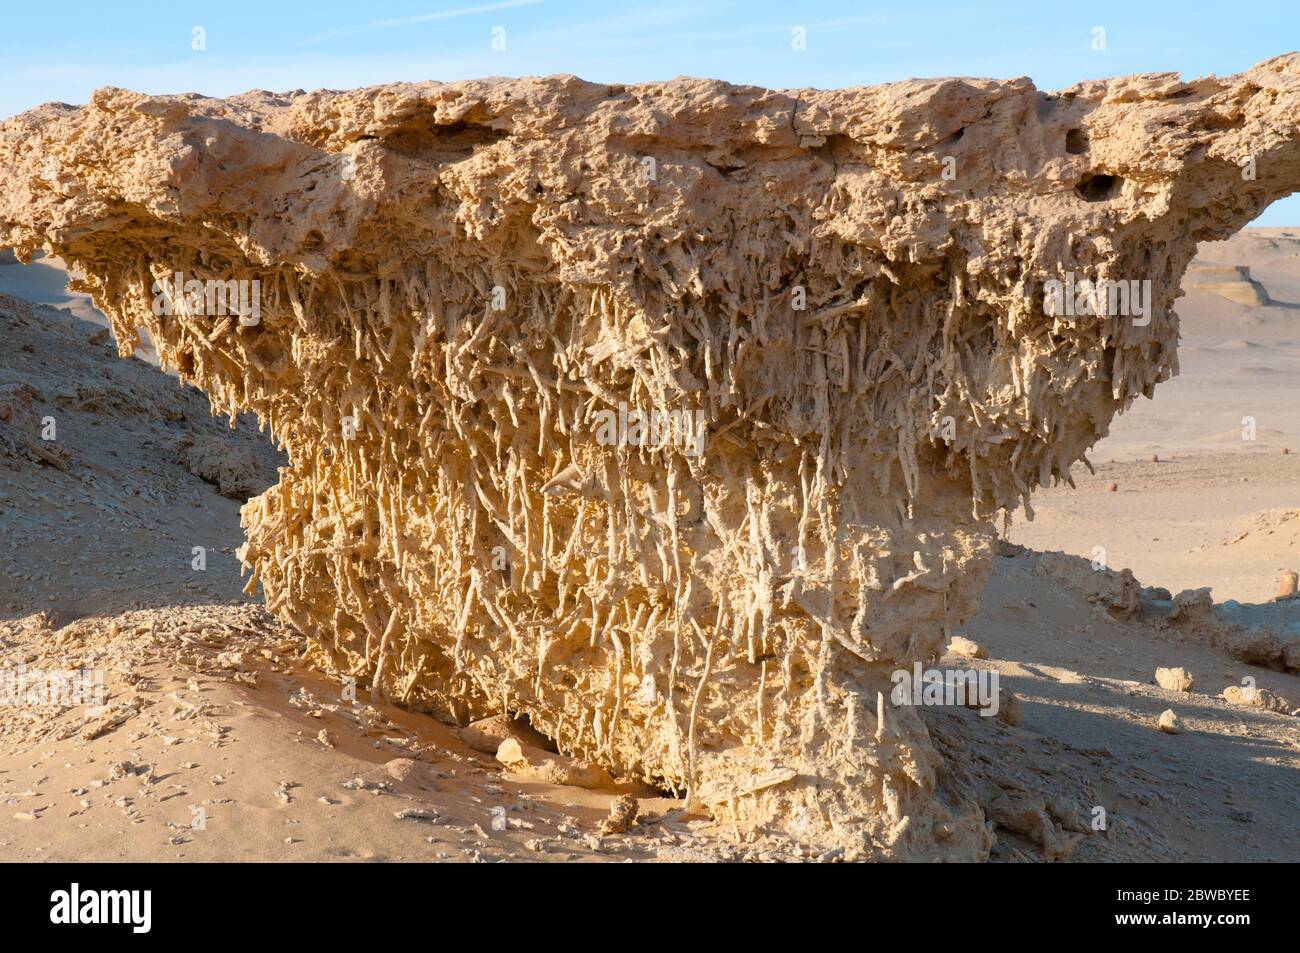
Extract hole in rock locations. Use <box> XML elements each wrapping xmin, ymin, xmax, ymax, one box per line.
<box><xmin>939</xmin><ymin>127</ymin><xmax>965</xmax><ymax>148</ymax></box>
<box><xmin>1074</xmin><ymin>172</ymin><xmax>1121</xmax><ymax>202</ymax></box>
<box><xmin>816</xmin><ymin>133</ymin><xmax>855</xmax><ymax>161</ymax></box>
<box><xmin>383</xmin><ymin>117</ymin><xmax>509</xmax><ymax>163</ymax></box>
<box><xmin>1065</xmin><ymin>128</ymin><xmax>1089</xmax><ymax>154</ymax></box>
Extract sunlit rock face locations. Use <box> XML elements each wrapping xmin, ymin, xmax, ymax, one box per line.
<box><xmin>3</xmin><ymin>55</ymin><xmax>1299</xmax><ymax>859</ymax></box>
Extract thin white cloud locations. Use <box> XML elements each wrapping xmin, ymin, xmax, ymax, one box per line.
<box><xmin>304</xmin><ymin>0</ymin><xmax>546</xmax><ymax>44</ymax></box>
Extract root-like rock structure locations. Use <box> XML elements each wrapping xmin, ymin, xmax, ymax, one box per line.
<box><xmin>4</xmin><ymin>57</ymin><xmax>1300</xmax><ymax>859</ymax></box>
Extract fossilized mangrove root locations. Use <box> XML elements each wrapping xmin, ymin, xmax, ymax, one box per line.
<box><xmin>3</xmin><ymin>56</ymin><xmax>1300</xmax><ymax>858</ymax></box>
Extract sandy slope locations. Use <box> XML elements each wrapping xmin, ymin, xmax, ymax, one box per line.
<box><xmin>0</xmin><ymin>246</ymin><xmax>1296</xmax><ymax>862</ymax></box>
<box><xmin>0</xmin><ymin>605</ymin><xmax>723</xmax><ymax>863</ymax></box>
<box><xmin>952</xmin><ymin>548</ymin><xmax>1298</xmax><ymax>862</ymax></box>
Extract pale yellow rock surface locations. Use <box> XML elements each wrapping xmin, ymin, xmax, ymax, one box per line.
<box><xmin>3</xmin><ymin>292</ymin><xmax>1298</xmax><ymax>863</ymax></box>
<box><xmin>4</xmin><ymin>57</ymin><xmax>1300</xmax><ymax>859</ymax></box>
<box><xmin>1154</xmin><ymin>666</ymin><xmax>1195</xmax><ymax>693</ymax></box>
<box><xmin>459</xmin><ymin>714</ymin><xmax>554</xmax><ymax>754</ymax></box>
<box><xmin>1222</xmin><ymin>684</ymin><xmax>1294</xmax><ymax>713</ymax></box>
<box><xmin>948</xmin><ymin>635</ymin><xmax>987</xmax><ymax>659</ymax></box>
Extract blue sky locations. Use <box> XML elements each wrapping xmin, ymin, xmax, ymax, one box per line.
<box><xmin>2</xmin><ymin>0</ymin><xmax>1297</xmax><ymax>222</ymax></box>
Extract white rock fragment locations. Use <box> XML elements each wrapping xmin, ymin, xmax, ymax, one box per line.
<box><xmin>947</xmin><ymin>635</ymin><xmax>987</xmax><ymax>660</ymax></box>
<box><xmin>394</xmin><ymin>808</ymin><xmax>443</xmax><ymax>823</ymax></box>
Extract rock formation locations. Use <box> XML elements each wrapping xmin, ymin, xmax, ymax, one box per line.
<box><xmin>1184</xmin><ymin>264</ymin><xmax>1271</xmax><ymax>305</ymax></box>
<box><xmin>3</xmin><ymin>55</ymin><xmax>1300</xmax><ymax>859</ymax></box>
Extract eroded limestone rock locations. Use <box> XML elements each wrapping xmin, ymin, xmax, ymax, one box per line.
<box><xmin>4</xmin><ymin>56</ymin><xmax>1300</xmax><ymax>859</ymax></box>
<box><xmin>177</xmin><ymin>432</ymin><xmax>272</xmax><ymax>500</ymax></box>
<box><xmin>1155</xmin><ymin>666</ymin><xmax>1195</xmax><ymax>693</ymax></box>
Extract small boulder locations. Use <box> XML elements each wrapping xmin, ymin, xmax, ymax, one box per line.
<box><xmin>214</xmin><ymin>650</ymin><xmax>247</xmax><ymax>671</ymax></box>
<box><xmin>1222</xmin><ymin>685</ymin><xmax>1293</xmax><ymax>714</ymax></box>
<box><xmin>495</xmin><ymin>738</ymin><xmax>614</xmax><ymax>789</ymax></box>
<box><xmin>996</xmin><ymin>691</ymin><xmax>1023</xmax><ymax>726</ymax></box>
<box><xmin>1154</xmin><ymin>667</ymin><xmax>1195</xmax><ymax>693</ymax></box>
<box><xmin>385</xmin><ymin>758</ymin><xmax>438</xmax><ymax>790</ymax></box>
<box><xmin>1156</xmin><ymin>709</ymin><xmax>1182</xmax><ymax>733</ymax></box>
<box><xmin>394</xmin><ymin>808</ymin><xmax>442</xmax><ymax>823</ymax></box>
<box><xmin>948</xmin><ymin>635</ymin><xmax>987</xmax><ymax>660</ymax></box>
<box><xmin>600</xmin><ymin>794</ymin><xmax>640</xmax><ymax>835</ymax></box>
<box><xmin>1168</xmin><ymin>587</ymin><xmax>1216</xmax><ymax>623</ymax></box>
<box><xmin>460</xmin><ymin>714</ymin><xmax>554</xmax><ymax>754</ymax></box>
